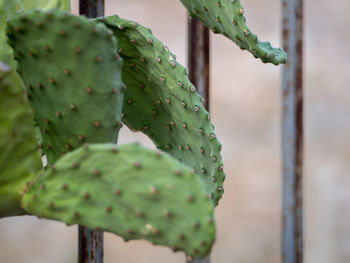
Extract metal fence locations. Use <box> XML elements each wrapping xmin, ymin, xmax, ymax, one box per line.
<box><xmin>78</xmin><ymin>0</ymin><xmax>303</xmax><ymax>262</ymax></box>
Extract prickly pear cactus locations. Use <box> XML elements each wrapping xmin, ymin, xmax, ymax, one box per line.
<box><xmin>180</xmin><ymin>0</ymin><xmax>287</xmax><ymax>65</ymax></box>
<box><xmin>99</xmin><ymin>15</ymin><xmax>225</xmax><ymax>206</ymax></box>
<box><xmin>22</xmin><ymin>143</ymin><xmax>215</xmax><ymax>258</ymax></box>
<box><xmin>6</xmin><ymin>10</ymin><xmax>124</xmax><ymax>164</ymax></box>
<box><xmin>0</xmin><ymin>62</ymin><xmax>41</xmax><ymax>217</ymax></box>
<box><xmin>0</xmin><ymin>0</ymin><xmax>70</xmax><ymax>67</ymax></box>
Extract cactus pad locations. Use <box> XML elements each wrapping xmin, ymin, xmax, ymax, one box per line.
<box><xmin>7</xmin><ymin>10</ymin><xmax>124</xmax><ymax>164</ymax></box>
<box><xmin>99</xmin><ymin>16</ymin><xmax>225</xmax><ymax>206</ymax></box>
<box><xmin>0</xmin><ymin>0</ymin><xmax>70</xmax><ymax>67</ymax></box>
<box><xmin>0</xmin><ymin>62</ymin><xmax>41</xmax><ymax>217</ymax></box>
<box><xmin>179</xmin><ymin>0</ymin><xmax>287</xmax><ymax>65</ymax></box>
<box><xmin>22</xmin><ymin>143</ymin><xmax>215</xmax><ymax>258</ymax></box>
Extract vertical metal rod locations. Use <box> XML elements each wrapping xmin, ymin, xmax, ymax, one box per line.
<box><xmin>79</xmin><ymin>0</ymin><xmax>104</xmax><ymax>18</ymax></box>
<box><xmin>187</xmin><ymin>17</ymin><xmax>210</xmax><ymax>111</ymax></box>
<box><xmin>78</xmin><ymin>1</ymin><xmax>104</xmax><ymax>263</ymax></box>
<box><xmin>281</xmin><ymin>0</ymin><xmax>303</xmax><ymax>262</ymax></box>
<box><xmin>186</xmin><ymin>17</ymin><xmax>210</xmax><ymax>263</ymax></box>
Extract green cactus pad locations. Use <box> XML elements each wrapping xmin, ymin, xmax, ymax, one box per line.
<box><xmin>7</xmin><ymin>10</ymin><xmax>124</xmax><ymax>164</ymax></box>
<box><xmin>99</xmin><ymin>16</ymin><xmax>225</xmax><ymax>206</ymax></box>
<box><xmin>22</xmin><ymin>143</ymin><xmax>215</xmax><ymax>258</ymax></box>
<box><xmin>0</xmin><ymin>62</ymin><xmax>41</xmax><ymax>218</ymax></box>
<box><xmin>0</xmin><ymin>0</ymin><xmax>70</xmax><ymax>67</ymax></box>
<box><xmin>179</xmin><ymin>0</ymin><xmax>287</xmax><ymax>65</ymax></box>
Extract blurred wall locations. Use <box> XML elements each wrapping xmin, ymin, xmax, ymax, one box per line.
<box><xmin>1</xmin><ymin>0</ymin><xmax>349</xmax><ymax>262</ymax></box>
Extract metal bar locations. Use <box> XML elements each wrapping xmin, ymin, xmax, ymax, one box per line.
<box><xmin>186</xmin><ymin>17</ymin><xmax>210</xmax><ymax>263</ymax></box>
<box><xmin>187</xmin><ymin>17</ymin><xmax>210</xmax><ymax>111</ymax></box>
<box><xmin>79</xmin><ymin>0</ymin><xmax>104</xmax><ymax>18</ymax></box>
<box><xmin>78</xmin><ymin>227</ymin><xmax>104</xmax><ymax>263</ymax></box>
<box><xmin>281</xmin><ymin>0</ymin><xmax>303</xmax><ymax>262</ymax></box>
<box><xmin>78</xmin><ymin>1</ymin><xmax>104</xmax><ymax>263</ymax></box>
<box><xmin>186</xmin><ymin>256</ymin><xmax>210</xmax><ymax>263</ymax></box>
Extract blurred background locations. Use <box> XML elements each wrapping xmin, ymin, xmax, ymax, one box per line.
<box><xmin>1</xmin><ymin>0</ymin><xmax>349</xmax><ymax>262</ymax></box>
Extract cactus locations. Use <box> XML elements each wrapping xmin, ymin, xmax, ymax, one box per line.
<box><xmin>0</xmin><ymin>62</ymin><xmax>41</xmax><ymax>217</ymax></box>
<box><xmin>0</xmin><ymin>0</ymin><xmax>70</xmax><ymax>68</ymax></box>
<box><xmin>4</xmin><ymin>9</ymin><xmax>218</xmax><ymax>258</ymax></box>
<box><xmin>97</xmin><ymin>15</ymin><xmax>225</xmax><ymax>206</ymax></box>
<box><xmin>179</xmin><ymin>0</ymin><xmax>287</xmax><ymax>65</ymax></box>
<box><xmin>6</xmin><ymin>9</ymin><xmax>124</xmax><ymax>164</ymax></box>
<box><xmin>1</xmin><ymin>0</ymin><xmax>287</xmax><ymax>259</ymax></box>
<box><xmin>22</xmin><ymin>143</ymin><xmax>215</xmax><ymax>258</ymax></box>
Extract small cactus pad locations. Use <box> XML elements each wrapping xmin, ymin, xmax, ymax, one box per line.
<box><xmin>179</xmin><ymin>0</ymin><xmax>287</xmax><ymax>65</ymax></box>
<box><xmin>98</xmin><ymin>16</ymin><xmax>225</xmax><ymax>206</ymax></box>
<box><xmin>7</xmin><ymin>10</ymin><xmax>124</xmax><ymax>164</ymax></box>
<box><xmin>0</xmin><ymin>62</ymin><xmax>41</xmax><ymax>218</ymax></box>
<box><xmin>22</xmin><ymin>143</ymin><xmax>215</xmax><ymax>258</ymax></box>
<box><xmin>0</xmin><ymin>0</ymin><xmax>70</xmax><ymax>67</ymax></box>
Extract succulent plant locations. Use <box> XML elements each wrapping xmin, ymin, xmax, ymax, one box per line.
<box><xmin>97</xmin><ymin>15</ymin><xmax>225</xmax><ymax>205</ymax></box>
<box><xmin>180</xmin><ymin>0</ymin><xmax>287</xmax><ymax>65</ymax></box>
<box><xmin>0</xmin><ymin>62</ymin><xmax>41</xmax><ymax>217</ymax></box>
<box><xmin>0</xmin><ymin>0</ymin><xmax>286</xmax><ymax>260</ymax></box>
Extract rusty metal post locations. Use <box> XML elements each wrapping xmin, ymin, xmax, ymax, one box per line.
<box><xmin>78</xmin><ymin>227</ymin><xmax>103</xmax><ymax>263</ymax></box>
<box><xmin>78</xmin><ymin>1</ymin><xmax>104</xmax><ymax>263</ymax></box>
<box><xmin>79</xmin><ymin>0</ymin><xmax>104</xmax><ymax>18</ymax></box>
<box><xmin>186</xmin><ymin>17</ymin><xmax>210</xmax><ymax>263</ymax></box>
<box><xmin>187</xmin><ymin>17</ymin><xmax>210</xmax><ymax>111</ymax></box>
<box><xmin>281</xmin><ymin>0</ymin><xmax>303</xmax><ymax>262</ymax></box>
